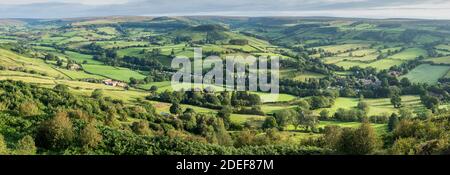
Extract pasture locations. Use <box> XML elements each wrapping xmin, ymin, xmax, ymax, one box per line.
<box><xmin>390</xmin><ymin>48</ymin><xmax>427</xmax><ymax>60</ymax></box>
<box><xmin>82</xmin><ymin>64</ymin><xmax>147</xmax><ymax>82</ymax></box>
<box><xmin>400</xmin><ymin>64</ymin><xmax>450</xmax><ymax>84</ymax></box>
<box><xmin>424</xmin><ymin>56</ymin><xmax>450</xmax><ymax>64</ymax></box>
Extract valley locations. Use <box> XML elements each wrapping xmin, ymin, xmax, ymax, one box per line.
<box><xmin>1</xmin><ymin>16</ymin><xmax>450</xmax><ymax>155</ymax></box>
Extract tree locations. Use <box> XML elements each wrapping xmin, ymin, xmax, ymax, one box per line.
<box><xmin>398</xmin><ymin>107</ymin><xmax>413</xmax><ymax>119</ymax></box>
<box><xmin>262</xmin><ymin>116</ymin><xmax>278</xmax><ymax>130</ymax></box>
<box><xmin>217</xmin><ymin>106</ymin><xmax>232</xmax><ymax>128</ymax></box>
<box><xmin>234</xmin><ymin>130</ymin><xmax>256</xmax><ymax>147</ymax></box>
<box><xmin>417</xmin><ymin>110</ymin><xmax>433</xmax><ymax>120</ymax></box>
<box><xmin>54</xmin><ymin>84</ymin><xmax>69</xmax><ymax>92</ymax></box>
<box><xmin>274</xmin><ymin>110</ymin><xmax>295</xmax><ymax>128</ymax></box>
<box><xmin>169</xmin><ymin>102</ymin><xmax>182</xmax><ymax>115</ymax></box>
<box><xmin>388</xmin><ymin>113</ymin><xmax>399</xmax><ymax>131</ymax></box>
<box><xmin>421</xmin><ymin>95</ymin><xmax>440</xmax><ymax>112</ymax></box>
<box><xmin>319</xmin><ymin>109</ymin><xmax>330</xmax><ymax>120</ymax></box>
<box><xmin>309</xmin><ymin>96</ymin><xmax>333</xmax><ymax>109</ymax></box>
<box><xmin>15</xmin><ymin>135</ymin><xmax>37</xmax><ymax>155</ymax></box>
<box><xmin>322</xmin><ymin>125</ymin><xmax>342</xmax><ymax>149</ymax></box>
<box><xmin>390</xmin><ymin>137</ymin><xmax>417</xmax><ymax>155</ymax></box>
<box><xmin>296</xmin><ymin>100</ymin><xmax>311</xmax><ymax>110</ymax></box>
<box><xmin>337</xmin><ymin>123</ymin><xmax>379</xmax><ymax>155</ymax></box>
<box><xmin>129</xmin><ymin>77</ymin><xmax>138</xmax><ymax>85</ymax></box>
<box><xmin>400</xmin><ymin>78</ymin><xmax>411</xmax><ymax>87</ymax></box>
<box><xmin>131</xmin><ymin>121</ymin><xmax>152</xmax><ymax>135</ymax></box>
<box><xmin>56</xmin><ymin>58</ymin><xmax>64</xmax><ymax>67</ymax></box>
<box><xmin>213</xmin><ymin>118</ymin><xmax>233</xmax><ymax>146</ymax></box>
<box><xmin>0</xmin><ymin>134</ymin><xmax>8</xmax><ymax>155</ymax></box>
<box><xmin>390</xmin><ymin>94</ymin><xmax>402</xmax><ymax>108</ymax></box>
<box><xmin>36</xmin><ymin>111</ymin><xmax>75</xmax><ymax>149</ymax></box>
<box><xmin>80</xmin><ymin>123</ymin><xmax>103</xmax><ymax>149</ymax></box>
<box><xmin>18</xmin><ymin>102</ymin><xmax>40</xmax><ymax>117</ymax></box>
<box><xmin>357</xmin><ymin>101</ymin><xmax>370</xmax><ymax>113</ymax></box>
<box><xmin>91</xmin><ymin>89</ymin><xmax>103</xmax><ymax>99</ymax></box>
<box><xmin>149</xmin><ymin>85</ymin><xmax>158</xmax><ymax>93</ymax></box>
<box><xmin>297</xmin><ymin>109</ymin><xmax>319</xmax><ymax>132</ymax></box>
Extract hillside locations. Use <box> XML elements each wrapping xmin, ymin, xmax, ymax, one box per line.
<box><xmin>1</xmin><ymin>16</ymin><xmax>450</xmax><ymax>155</ymax></box>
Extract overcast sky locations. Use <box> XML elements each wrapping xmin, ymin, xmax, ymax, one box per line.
<box><xmin>1</xmin><ymin>0</ymin><xmax>450</xmax><ymax>19</ymax></box>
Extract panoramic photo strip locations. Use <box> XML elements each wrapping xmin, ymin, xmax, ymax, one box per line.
<box><xmin>1</xmin><ymin>0</ymin><xmax>450</xmax><ymax>174</ymax></box>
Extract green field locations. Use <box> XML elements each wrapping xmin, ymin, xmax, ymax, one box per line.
<box><xmin>0</xmin><ymin>49</ymin><xmax>68</xmax><ymax>78</ymax></box>
<box><xmin>56</xmin><ymin>68</ymin><xmax>106</xmax><ymax>80</ymax></box>
<box><xmin>335</xmin><ymin>59</ymin><xmax>404</xmax><ymax>70</ymax></box>
<box><xmin>314</xmin><ymin>43</ymin><xmax>370</xmax><ymax>54</ymax></box>
<box><xmin>82</xmin><ymin>64</ymin><xmax>146</xmax><ymax>82</ymax></box>
<box><xmin>315</xmin><ymin>95</ymin><xmax>423</xmax><ymax>116</ymax></box>
<box><xmin>317</xmin><ymin>121</ymin><xmax>388</xmax><ymax>135</ymax></box>
<box><xmin>424</xmin><ymin>56</ymin><xmax>450</xmax><ymax>64</ymax></box>
<box><xmin>280</xmin><ymin>69</ymin><xmax>326</xmax><ymax>81</ymax></box>
<box><xmin>400</xmin><ymin>64</ymin><xmax>450</xmax><ymax>84</ymax></box>
<box><xmin>390</xmin><ymin>48</ymin><xmax>427</xmax><ymax>60</ymax></box>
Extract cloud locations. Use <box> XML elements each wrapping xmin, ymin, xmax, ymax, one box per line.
<box><xmin>0</xmin><ymin>0</ymin><xmax>129</xmax><ymax>5</ymax></box>
<box><xmin>0</xmin><ymin>0</ymin><xmax>449</xmax><ymax>19</ymax></box>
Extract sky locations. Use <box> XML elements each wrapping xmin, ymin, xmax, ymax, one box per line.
<box><xmin>1</xmin><ymin>0</ymin><xmax>450</xmax><ymax>19</ymax></box>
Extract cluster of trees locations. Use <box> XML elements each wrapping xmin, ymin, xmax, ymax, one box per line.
<box><xmin>149</xmin><ymin>90</ymin><xmax>262</xmax><ymax>111</ymax></box>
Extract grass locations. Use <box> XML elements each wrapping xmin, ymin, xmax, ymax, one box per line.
<box><xmin>390</xmin><ymin>48</ymin><xmax>427</xmax><ymax>60</ymax></box>
<box><xmin>82</xmin><ymin>64</ymin><xmax>146</xmax><ymax>82</ymax></box>
<box><xmin>0</xmin><ymin>49</ymin><xmax>68</xmax><ymax>78</ymax></box>
<box><xmin>56</xmin><ymin>68</ymin><xmax>106</xmax><ymax>80</ymax></box>
<box><xmin>313</xmin><ymin>43</ymin><xmax>370</xmax><ymax>54</ymax></box>
<box><xmin>0</xmin><ymin>74</ymin><xmax>55</xmax><ymax>85</ymax></box>
<box><xmin>280</xmin><ymin>69</ymin><xmax>326</xmax><ymax>81</ymax></box>
<box><xmin>260</xmin><ymin>104</ymin><xmax>297</xmax><ymax>114</ymax></box>
<box><xmin>335</xmin><ymin>59</ymin><xmax>404</xmax><ymax>70</ymax></box>
<box><xmin>318</xmin><ymin>121</ymin><xmax>388</xmax><ymax>135</ymax></box>
<box><xmin>96</xmin><ymin>41</ymin><xmax>149</xmax><ymax>49</ymax></box>
<box><xmin>252</xmin><ymin>92</ymin><xmax>297</xmax><ymax>103</ymax></box>
<box><xmin>400</xmin><ymin>64</ymin><xmax>450</xmax><ymax>84</ymax></box>
<box><xmin>435</xmin><ymin>44</ymin><xmax>450</xmax><ymax>51</ymax></box>
<box><xmin>96</xmin><ymin>27</ymin><xmax>118</xmax><ymax>35</ymax></box>
<box><xmin>315</xmin><ymin>95</ymin><xmax>423</xmax><ymax>116</ymax></box>
<box><xmin>230</xmin><ymin>114</ymin><xmax>266</xmax><ymax>128</ymax></box>
<box><xmin>424</xmin><ymin>56</ymin><xmax>450</xmax><ymax>64</ymax></box>
<box><xmin>65</xmin><ymin>51</ymin><xmax>102</xmax><ymax>65</ymax></box>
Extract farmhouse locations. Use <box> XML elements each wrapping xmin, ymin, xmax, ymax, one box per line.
<box><xmin>103</xmin><ymin>79</ymin><xmax>128</xmax><ymax>88</ymax></box>
<box><xmin>388</xmin><ymin>71</ymin><xmax>402</xmax><ymax>77</ymax></box>
<box><xmin>66</xmin><ymin>63</ymin><xmax>82</xmax><ymax>71</ymax></box>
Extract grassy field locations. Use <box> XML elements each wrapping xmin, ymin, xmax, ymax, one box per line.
<box><xmin>318</xmin><ymin>121</ymin><xmax>388</xmax><ymax>135</ymax></box>
<box><xmin>435</xmin><ymin>44</ymin><xmax>450</xmax><ymax>51</ymax></box>
<box><xmin>400</xmin><ymin>64</ymin><xmax>450</xmax><ymax>84</ymax></box>
<box><xmin>390</xmin><ymin>48</ymin><xmax>427</xmax><ymax>60</ymax></box>
<box><xmin>252</xmin><ymin>92</ymin><xmax>297</xmax><ymax>103</ymax></box>
<box><xmin>424</xmin><ymin>56</ymin><xmax>450</xmax><ymax>64</ymax></box>
<box><xmin>284</xmin><ymin>120</ymin><xmax>388</xmax><ymax>135</ymax></box>
<box><xmin>313</xmin><ymin>43</ymin><xmax>370</xmax><ymax>54</ymax></box>
<box><xmin>260</xmin><ymin>104</ymin><xmax>298</xmax><ymax>114</ymax></box>
<box><xmin>56</xmin><ymin>68</ymin><xmax>106</xmax><ymax>80</ymax></box>
<box><xmin>82</xmin><ymin>64</ymin><xmax>146</xmax><ymax>82</ymax></box>
<box><xmin>0</xmin><ymin>49</ymin><xmax>68</xmax><ymax>78</ymax></box>
<box><xmin>335</xmin><ymin>59</ymin><xmax>404</xmax><ymax>70</ymax></box>
<box><xmin>280</xmin><ymin>69</ymin><xmax>326</xmax><ymax>81</ymax></box>
<box><xmin>315</xmin><ymin>95</ymin><xmax>423</xmax><ymax>116</ymax></box>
